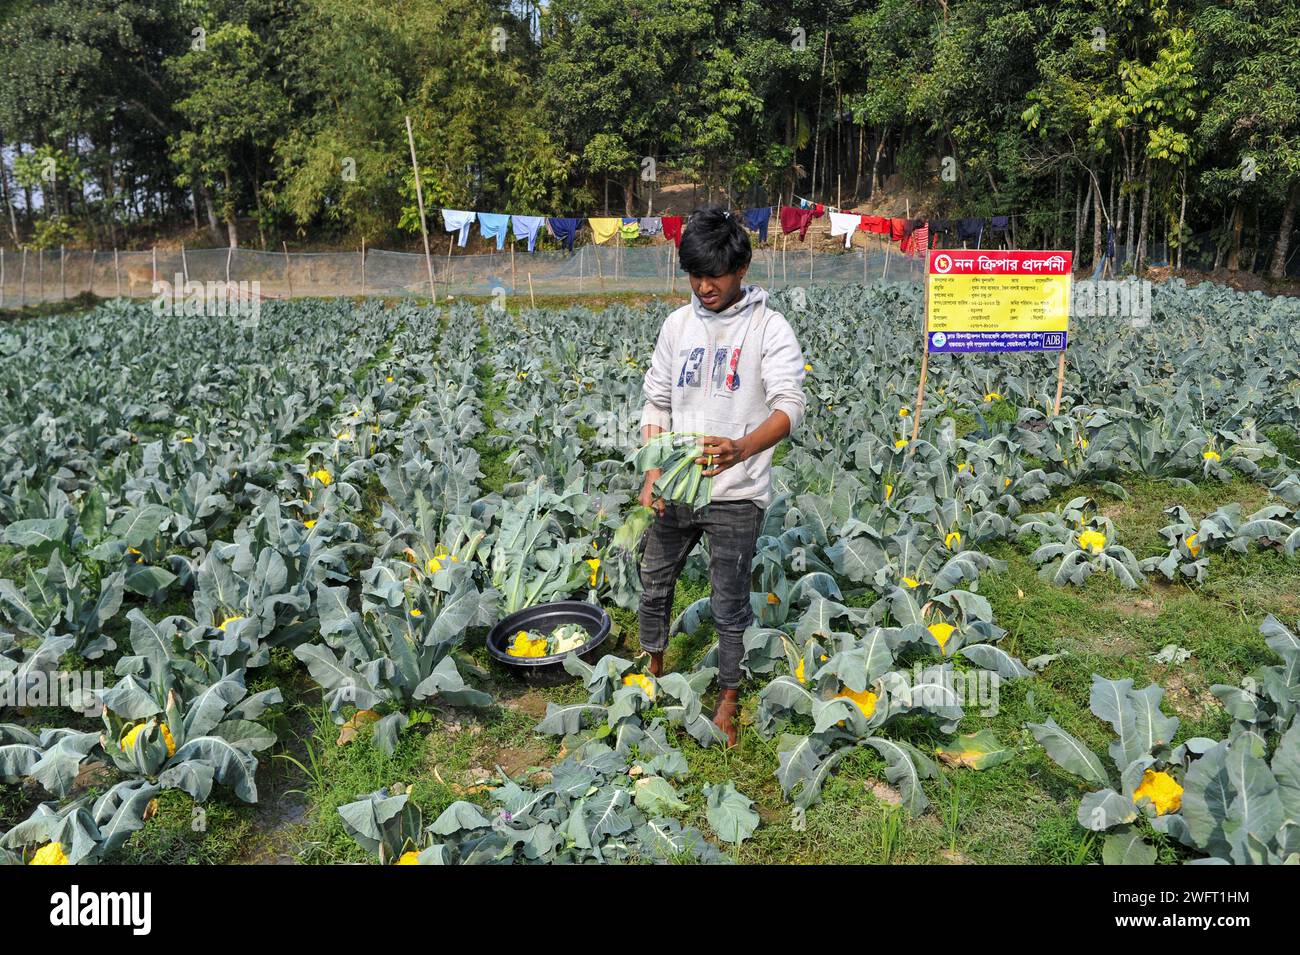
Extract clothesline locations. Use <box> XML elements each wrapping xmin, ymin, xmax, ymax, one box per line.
<box><xmin>436</xmin><ymin>199</ymin><xmax>1024</xmax><ymax>259</ymax></box>
<box><xmin>789</xmin><ymin>193</ymin><xmax>1029</xmax><ymax>220</ymax></box>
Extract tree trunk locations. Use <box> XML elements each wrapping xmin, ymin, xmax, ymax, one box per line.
<box><xmin>624</xmin><ymin>171</ymin><xmax>636</xmax><ymax>218</ymax></box>
<box><xmin>870</xmin><ymin>130</ymin><xmax>887</xmax><ymax>197</ymax></box>
<box><xmin>1074</xmin><ymin>176</ymin><xmax>1085</xmax><ymax>263</ymax></box>
<box><xmin>199</xmin><ymin>183</ymin><xmax>222</xmax><ymax>243</ymax></box>
<box><xmin>1134</xmin><ymin>161</ymin><xmax>1151</xmax><ymax>272</ymax></box>
<box><xmin>1125</xmin><ymin>169</ymin><xmax>1136</xmax><ymax>267</ymax></box>
<box><xmin>1227</xmin><ymin>203</ymin><xmax>1243</xmax><ymax>271</ymax></box>
<box><xmin>810</xmin><ymin>30</ymin><xmax>829</xmax><ymax>201</ymax></box>
<box><xmin>0</xmin><ymin>136</ymin><xmax>19</xmax><ymax>243</ymax></box>
<box><xmin>223</xmin><ymin>168</ymin><xmax>239</xmax><ymax>248</ymax></box>
<box><xmin>1267</xmin><ymin>182</ymin><xmax>1298</xmax><ymax>280</ymax></box>
<box><xmin>1107</xmin><ymin>164</ymin><xmax>1119</xmax><ymax>270</ymax></box>
<box><xmin>1092</xmin><ymin>177</ymin><xmax>1103</xmax><ymax>271</ymax></box>
<box><xmin>17</xmin><ymin>143</ymin><xmax>33</xmax><ymax>226</ymax></box>
<box><xmin>854</xmin><ymin>123</ymin><xmax>865</xmax><ymax>197</ymax></box>
<box><xmin>1176</xmin><ymin>170</ymin><xmax>1187</xmax><ymax>270</ymax></box>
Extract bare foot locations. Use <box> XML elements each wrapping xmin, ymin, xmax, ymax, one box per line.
<box><xmin>713</xmin><ymin>688</ymin><xmax>740</xmax><ymax>748</ymax></box>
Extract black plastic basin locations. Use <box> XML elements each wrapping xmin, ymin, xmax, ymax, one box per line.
<box><xmin>486</xmin><ymin>600</ymin><xmax>612</xmax><ymax>681</ymax></box>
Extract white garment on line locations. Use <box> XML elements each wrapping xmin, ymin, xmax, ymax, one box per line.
<box><xmin>442</xmin><ymin>209</ymin><xmax>476</xmax><ymax>247</ymax></box>
<box><xmin>828</xmin><ymin>211</ymin><xmax>861</xmax><ymax>249</ymax></box>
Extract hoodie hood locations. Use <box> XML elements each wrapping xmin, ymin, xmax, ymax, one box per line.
<box><xmin>690</xmin><ymin>284</ymin><xmax>768</xmax><ymax>323</ymax></box>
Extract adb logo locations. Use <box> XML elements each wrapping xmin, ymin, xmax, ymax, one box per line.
<box><xmin>1044</xmin><ymin>332</ymin><xmax>1064</xmax><ymax>348</ymax></box>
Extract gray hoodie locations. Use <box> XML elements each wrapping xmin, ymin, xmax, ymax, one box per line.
<box><xmin>639</xmin><ymin>285</ymin><xmax>807</xmax><ymax>507</ymax></box>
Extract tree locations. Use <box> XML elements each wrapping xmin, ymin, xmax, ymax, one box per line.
<box><xmin>167</xmin><ymin>21</ymin><xmax>290</xmax><ymax>247</ymax></box>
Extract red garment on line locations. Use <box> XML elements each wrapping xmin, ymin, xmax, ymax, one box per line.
<box><xmin>813</xmin><ymin>203</ymin><xmax>825</xmax><ymax>217</ymax></box>
<box><xmin>904</xmin><ymin>225</ymin><xmax>930</xmax><ymax>257</ymax></box>
<box><xmin>779</xmin><ymin>205</ymin><xmax>815</xmax><ymax>240</ymax></box>
<box><xmin>661</xmin><ymin>215</ymin><xmax>684</xmax><ymax>247</ymax></box>
<box><xmin>889</xmin><ymin>218</ymin><xmax>907</xmax><ymax>241</ymax></box>
<box><xmin>860</xmin><ymin>215</ymin><xmax>888</xmax><ymax>235</ymax></box>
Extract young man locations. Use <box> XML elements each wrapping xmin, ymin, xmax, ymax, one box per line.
<box><xmin>636</xmin><ymin>205</ymin><xmax>807</xmax><ymax>746</ymax></box>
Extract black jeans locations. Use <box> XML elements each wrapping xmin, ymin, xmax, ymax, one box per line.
<box><xmin>637</xmin><ymin>500</ymin><xmax>764</xmax><ymax>689</ymax></box>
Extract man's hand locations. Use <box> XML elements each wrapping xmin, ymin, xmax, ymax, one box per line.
<box><xmin>640</xmin><ymin>468</ymin><xmax>665</xmax><ymax>515</ymax></box>
<box><xmin>697</xmin><ymin>436</ymin><xmax>748</xmax><ymax>477</ymax></box>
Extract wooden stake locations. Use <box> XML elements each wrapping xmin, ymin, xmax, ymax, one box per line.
<box><xmin>38</xmin><ymin>248</ymin><xmax>43</xmax><ymax>301</ymax></box>
<box><xmin>90</xmin><ymin>249</ymin><xmax>96</xmax><ymax>295</ymax></box>
<box><xmin>20</xmin><ymin>248</ymin><xmax>26</xmax><ymax>306</ymax></box>
<box><xmin>510</xmin><ymin>237</ymin><xmax>516</xmax><ymax>292</ymax></box>
<box><xmin>527</xmin><ymin>271</ymin><xmax>536</xmax><ymax>308</ymax></box>
<box><xmin>283</xmin><ymin>241</ymin><xmax>293</xmax><ymax>298</ymax></box>
<box><xmin>60</xmin><ymin>245</ymin><xmax>66</xmax><ymax>299</ymax></box>
<box><xmin>782</xmin><ymin>233</ymin><xmax>788</xmax><ymax>285</ymax></box>
<box><xmin>404</xmin><ymin>115</ymin><xmax>437</xmax><ymax>302</ymax></box>
<box><xmin>151</xmin><ymin>246</ymin><xmax>157</xmax><ymax>287</ymax></box>
<box><xmin>114</xmin><ymin>248</ymin><xmax>120</xmax><ymax>298</ymax></box>
<box><xmin>0</xmin><ymin>248</ymin><xmax>4</xmax><ymax>309</ymax></box>
<box><xmin>1053</xmin><ymin>350</ymin><xmax>1067</xmax><ymax>415</ymax></box>
<box><xmin>596</xmin><ymin>241</ymin><xmax>606</xmax><ymax>291</ymax></box>
<box><xmin>180</xmin><ymin>243</ymin><xmax>188</xmax><ymax>285</ymax></box>
<box><xmin>225</xmin><ymin>244</ymin><xmax>232</xmax><ymax>284</ymax></box>
<box><xmin>446</xmin><ymin>236</ymin><xmax>454</xmax><ymax>295</ymax></box>
<box><xmin>361</xmin><ymin>238</ymin><xmax>366</xmax><ymax>297</ymax></box>
<box><xmin>910</xmin><ymin>252</ymin><xmax>933</xmax><ymax>444</ymax></box>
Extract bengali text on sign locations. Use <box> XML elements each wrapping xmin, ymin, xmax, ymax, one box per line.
<box><xmin>925</xmin><ymin>250</ymin><xmax>1073</xmax><ymax>353</ymax></box>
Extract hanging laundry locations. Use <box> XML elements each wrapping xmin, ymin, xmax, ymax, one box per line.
<box><xmin>548</xmin><ymin>217</ymin><xmax>580</xmax><ymax>252</ymax></box>
<box><xmin>742</xmin><ymin>207</ymin><xmax>771</xmax><ymax>243</ymax></box>
<box><xmin>620</xmin><ymin>217</ymin><xmax>640</xmax><ymax>240</ymax></box>
<box><xmin>957</xmin><ymin>218</ymin><xmax>984</xmax><ymax>243</ymax></box>
<box><xmin>779</xmin><ymin>205</ymin><xmax>815</xmax><ymax>240</ymax></box>
<box><xmin>813</xmin><ymin>203</ymin><xmax>826</xmax><ymax>218</ymax></box>
<box><xmin>904</xmin><ymin>223</ymin><xmax>930</xmax><ymax>257</ymax></box>
<box><xmin>661</xmin><ymin>215</ymin><xmax>684</xmax><ymax>247</ymax></box>
<box><xmin>990</xmin><ymin>215</ymin><xmax>1010</xmax><ymax>232</ymax></box>
<box><xmin>639</xmin><ymin>217</ymin><xmax>663</xmax><ymax>236</ymax></box>
<box><xmin>889</xmin><ymin>218</ymin><xmax>906</xmax><ymax>242</ymax></box>
<box><xmin>828</xmin><ymin>211</ymin><xmax>861</xmax><ymax>249</ymax></box>
<box><xmin>588</xmin><ymin>217</ymin><xmax>621</xmax><ymax>245</ymax></box>
<box><xmin>442</xmin><ymin>209</ymin><xmax>476</xmax><ymax>247</ymax></box>
<box><xmin>477</xmin><ymin>212</ymin><xmax>510</xmax><ymax>251</ymax></box>
<box><xmin>510</xmin><ymin>215</ymin><xmax>545</xmax><ymax>253</ymax></box>
<box><xmin>925</xmin><ymin>219</ymin><xmax>949</xmax><ymax>249</ymax></box>
<box><xmin>898</xmin><ymin>218</ymin><xmax>923</xmax><ymax>252</ymax></box>
<box><xmin>860</xmin><ymin>215</ymin><xmax>888</xmax><ymax>235</ymax></box>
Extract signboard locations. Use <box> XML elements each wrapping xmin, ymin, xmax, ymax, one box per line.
<box><xmin>925</xmin><ymin>250</ymin><xmax>1072</xmax><ymax>353</ymax></box>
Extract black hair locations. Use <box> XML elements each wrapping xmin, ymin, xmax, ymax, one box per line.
<box><xmin>678</xmin><ymin>205</ymin><xmax>752</xmax><ymax>277</ymax></box>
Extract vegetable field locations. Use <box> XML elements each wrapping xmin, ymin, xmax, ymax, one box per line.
<box><xmin>3</xmin><ymin>280</ymin><xmax>1300</xmax><ymax>866</ymax></box>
